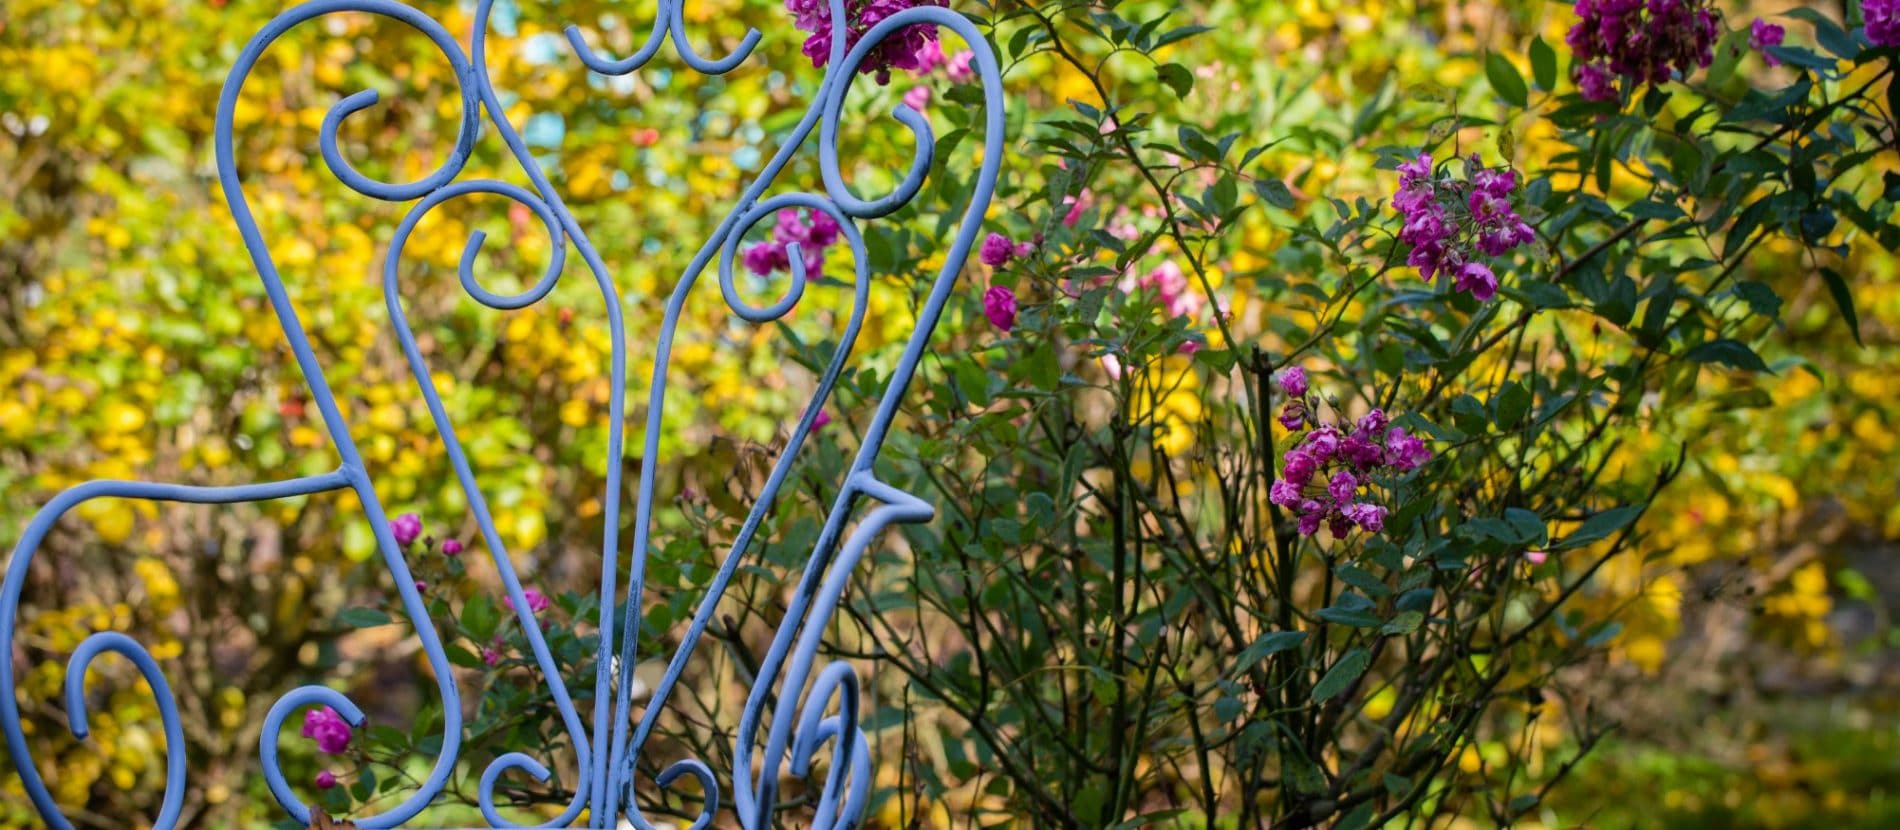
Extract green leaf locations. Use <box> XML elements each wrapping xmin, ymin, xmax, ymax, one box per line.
<box><xmin>445</xmin><ymin>644</ymin><xmax>486</xmax><ymax>669</ymax></box>
<box><xmin>1156</xmin><ymin>63</ymin><xmax>1193</xmax><ymax>98</ymax></box>
<box><xmin>1337</xmin><ymin>803</ymin><xmax>1377</xmax><ymax>830</ymax></box>
<box><xmin>1485</xmin><ymin>53</ymin><xmax>1528</xmax><ymax>107</ymax></box>
<box><xmin>1252</xmin><ymin>178</ymin><xmax>1296</xmax><ymax>210</ymax></box>
<box><xmin>1683</xmin><ymin>338</ymin><xmax>1771</xmax><ymax>373</ymax></box>
<box><xmin>338</xmin><ymin>607</ymin><xmax>392</xmax><ymax>628</ymax></box>
<box><xmin>1318</xmin><ymin>592</ymin><xmax>1382</xmax><ymax>628</ymax></box>
<box><xmin>1555</xmin><ymin>505</ymin><xmax>1642</xmax><ymax>550</ymax></box>
<box><xmin>1335</xmin><ymin>564</ymin><xmax>1392</xmax><ymax>598</ymax></box>
<box><xmin>1493</xmin><ymin>380</ymin><xmax>1531</xmax><ymax>428</ymax></box>
<box><xmin>1529</xmin><ymin>37</ymin><xmax>1558</xmax><ymax>91</ymax></box>
<box><xmin>1505</xmin><ymin>508</ymin><xmax>1548</xmax><ymax>547</ymax></box>
<box><xmin>1381</xmin><ymin>610</ymin><xmax>1425</xmax><ymax>635</ymax></box>
<box><xmin>1312</xmin><ymin>648</ymin><xmax>1372</xmax><ymax>702</ymax></box>
<box><xmin>1154</xmin><ymin>24</ymin><xmax>1213</xmax><ymax>49</ymax></box>
<box><xmin>1733</xmin><ymin>280</ymin><xmax>1782</xmax><ymax>320</ymax></box>
<box><xmin>1234</xmin><ymin>630</ymin><xmax>1307</xmax><ymax>672</ymax></box>
<box><xmin>1820</xmin><ymin>267</ymin><xmax>1862</xmax><ymax>346</ymax></box>
<box><xmin>463</xmin><ymin>593</ymin><xmax>499</xmax><ymax>642</ymax></box>
<box><xmin>1782</xmin><ymin>7</ymin><xmax>1861</xmax><ymax>59</ymax></box>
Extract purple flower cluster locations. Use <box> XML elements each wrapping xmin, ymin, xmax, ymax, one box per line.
<box><xmin>743</xmin><ymin>208</ymin><xmax>842</xmax><ymax>278</ymax></box>
<box><xmin>1269</xmin><ymin>368</ymin><xmax>1431</xmax><ymax>537</ymax></box>
<box><xmin>1566</xmin><ymin>0</ymin><xmax>1720</xmax><ymax>102</ymax></box>
<box><xmin>1871</xmin><ymin>0</ymin><xmax>1900</xmax><ymax>49</ymax></box>
<box><xmin>1393</xmin><ymin>153</ymin><xmax>1534</xmax><ymax>301</ymax></box>
<box><xmin>787</xmin><ymin>0</ymin><xmax>945</xmax><ymax>85</ymax></box>
<box><xmin>301</xmin><ymin>706</ymin><xmax>352</xmax><ymax>754</ymax></box>
<box><xmin>979</xmin><ymin>231</ymin><xmax>1035</xmax><ymax>268</ymax></box>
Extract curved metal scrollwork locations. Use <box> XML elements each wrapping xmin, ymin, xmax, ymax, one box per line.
<box><xmin>0</xmin><ymin>0</ymin><xmax>1004</xmax><ymax>827</ymax></box>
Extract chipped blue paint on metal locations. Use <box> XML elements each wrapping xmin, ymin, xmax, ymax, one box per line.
<box><xmin>0</xmin><ymin>1</ymin><xmax>1003</xmax><ymax>826</ymax></box>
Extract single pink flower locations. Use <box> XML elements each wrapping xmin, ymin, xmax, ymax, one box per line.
<box><xmin>414</xmin><ymin>579</ymin><xmax>427</xmax><ymax>592</ymax></box>
<box><xmin>914</xmin><ymin>38</ymin><xmax>946</xmax><ymax>73</ymax></box>
<box><xmin>301</xmin><ymin>706</ymin><xmax>352</xmax><ymax>754</ymax></box>
<box><xmin>482</xmin><ymin>646</ymin><xmax>501</xmax><ymax>666</ymax></box>
<box><xmin>1871</xmin><ymin>0</ymin><xmax>1900</xmax><ymax>48</ymax></box>
<box><xmin>1524</xmin><ymin>550</ymin><xmax>1550</xmax><ymax>565</ymax></box>
<box><xmin>1455</xmin><ymin>261</ymin><xmax>1499</xmax><ymax>302</ymax></box>
<box><xmin>945</xmin><ymin>49</ymin><xmax>976</xmax><ymax>83</ymax></box>
<box><xmin>1062</xmin><ymin>189</ymin><xmax>1093</xmax><ymax>227</ymax></box>
<box><xmin>980</xmin><ymin>232</ymin><xmax>1017</xmax><ymax>267</ymax></box>
<box><xmin>504</xmin><ymin>588</ymin><xmax>552</xmax><ymax>615</ymax></box>
<box><xmin>389</xmin><ymin>513</ymin><xmax>422</xmax><ymax>547</ymax></box>
<box><xmin>315</xmin><ymin>770</ymin><xmax>338</xmax><ymax>790</ymax></box>
<box><xmin>983</xmin><ymin>285</ymin><xmax>1018</xmax><ymax>332</ymax></box>
<box><xmin>1274</xmin><ymin>366</ymin><xmax>1308</xmax><ymax>398</ymax></box>
<box><xmin>1278</xmin><ymin>401</ymin><xmax>1308</xmax><ymax>431</ymax></box>
<box><xmin>743</xmin><ymin>241</ymin><xmax>791</xmax><ymax>276</ymax></box>
<box><xmin>903</xmin><ymin>85</ymin><xmax>931</xmax><ymax>112</ymax></box>
<box><xmin>812</xmin><ymin>409</ymin><xmax>832</xmax><ymax>429</ymax></box>
<box><xmin>1749</xmin><ymin>18</ymin><xmax>1785</xmax><ymax>66</ymax></box>
<box><xmin>441</xmin><ymin>538</ymin><xmax>463</xmax><ymax>556</ymax></box>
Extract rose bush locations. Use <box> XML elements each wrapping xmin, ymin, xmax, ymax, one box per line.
<box><xmin>3</xmin><ymin>0</ymin><xmax>1898</xmax><ymax>828</ymax></box>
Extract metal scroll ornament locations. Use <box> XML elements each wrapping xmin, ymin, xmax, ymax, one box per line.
<box><xmin>0</xmin><ymin>0</ymin><xmax>1004</xmax><ymax>826</ymax></box>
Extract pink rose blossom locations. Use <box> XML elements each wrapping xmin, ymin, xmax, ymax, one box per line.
<box><xmin>315</xmin><ymin>770</ymin><xmax>338</xmax><ymax>790</ymax></box>
<box><xmin>504</xmin><ymin>588</ymin><xmax>552</xmax><ymax>615</ymax></box>
<box><xmin>902</xmin><ymin>85</ymin><xmax>931</xmax><ymax>111</ymax></box>
<box><xmin>390</xmin><ymin>513</ymin><xmax>422</xmax><ymax>546</ymax></box>
<box><xmin>301</xmin><ymin>706</ymin><xmax>353</xmax><ymax>754</ymax></box>
<box><xmin>441</xmin><ymin>538</ymin><xmax>463</xmax><ymax>556</ymax></box>
<box><xmin>1275</xmin><ymin>366</ymin><xmax>1308</xmax><ymax>398</ymax></box>
<box><xmin>1455</xmin><ymin>262</ymin><xmax>1499</xmax><ymax>302</ymax></box>
<box><xmin>1062</xmin><ymin>189</ymin><xmax>1093</xmax><ymax>227</ymax></box>
<box><xmin>979</xmin><ymin>232</ymin><xmax>1017</xmax><ymax>267</ymax></box>
<box><xmin>945</xmin><ymin>49</ymin><xmax>976</xmax><ymax>83</ymax></box>
<box><xmin>983</xmin><ymin>285</ymin><xmax>1018</xmax><ymax>331</ymax></box>
<box><xmin>1327</xmin><ymin>471</ymin><xmax>1358</xmax><ymax>504</ymax></box>
<box><xmin>914</xmin><ymin>38</ymin><xmax>946</xmax><ymax>73</ymax></box>
<box><xmin>743</xmin><ymin>241</ymin><xmax>790</xmax><ymax>276</ymax></box>
<box><xmin>1871</xmin><ymin>0</ymin><xmax>1900</xmax><ymax>48</ymax></box>
<box><xmin>1278</xmin><ymin>401</ymin><xmax>1308</xmax><ymax>432</ymax></box>
<box><xmin>1749</xmin><ymin>18</ymin><xmax>1785</xmax><ymax>66</ymax></box>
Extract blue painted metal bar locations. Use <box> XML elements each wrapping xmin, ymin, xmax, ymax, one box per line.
<box><xmin>0</xmin><ymin>1</ymin><xmax>1003</xmax><ymax>827</ymax></box>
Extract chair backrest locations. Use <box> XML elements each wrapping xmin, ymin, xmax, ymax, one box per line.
<box><xmin>0</xmin><ymin>1</ymin><xmax>1004</xmax><ymax>827</ymax></box>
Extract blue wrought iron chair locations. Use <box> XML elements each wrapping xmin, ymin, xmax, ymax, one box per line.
<box><xmin>0</xmin><ymin>1</ymin><xmax>1003</xmax><ymax>827</ymax></box>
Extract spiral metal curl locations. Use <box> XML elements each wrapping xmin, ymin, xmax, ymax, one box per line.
<box><xmin>0</xmin><ymin>0</ymin><xmax>1004</xmax><ymax>826</ymax></box>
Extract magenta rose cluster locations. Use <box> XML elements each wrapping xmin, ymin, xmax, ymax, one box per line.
<box><xmin>1269</xmin><ymin>367</ymin><xmax>1432</xmax><ymax>537</ymax></box>
<box><xmin>977</xmin><ymin>231</ymin><xmax>1037</xmax><ymax>332</ymax></box>
<box><xmin>787</xmin><ymin>0</ymin><xmax>945</xmax><ymax>85</ymax></box>
<box><xmin>1565</xmin><ymin>0</ymin><xmax>1719</xmax><ymax>101</ymax></box>
<box><xmin>1393</xmin><ymin>153</ymin><xmax>1534</xmax><ymax>301</ymax></box>
<box><xmin>743</xmin><ymin>208</ymin><xmax>843</xmax><ymax>278</ymax></box>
